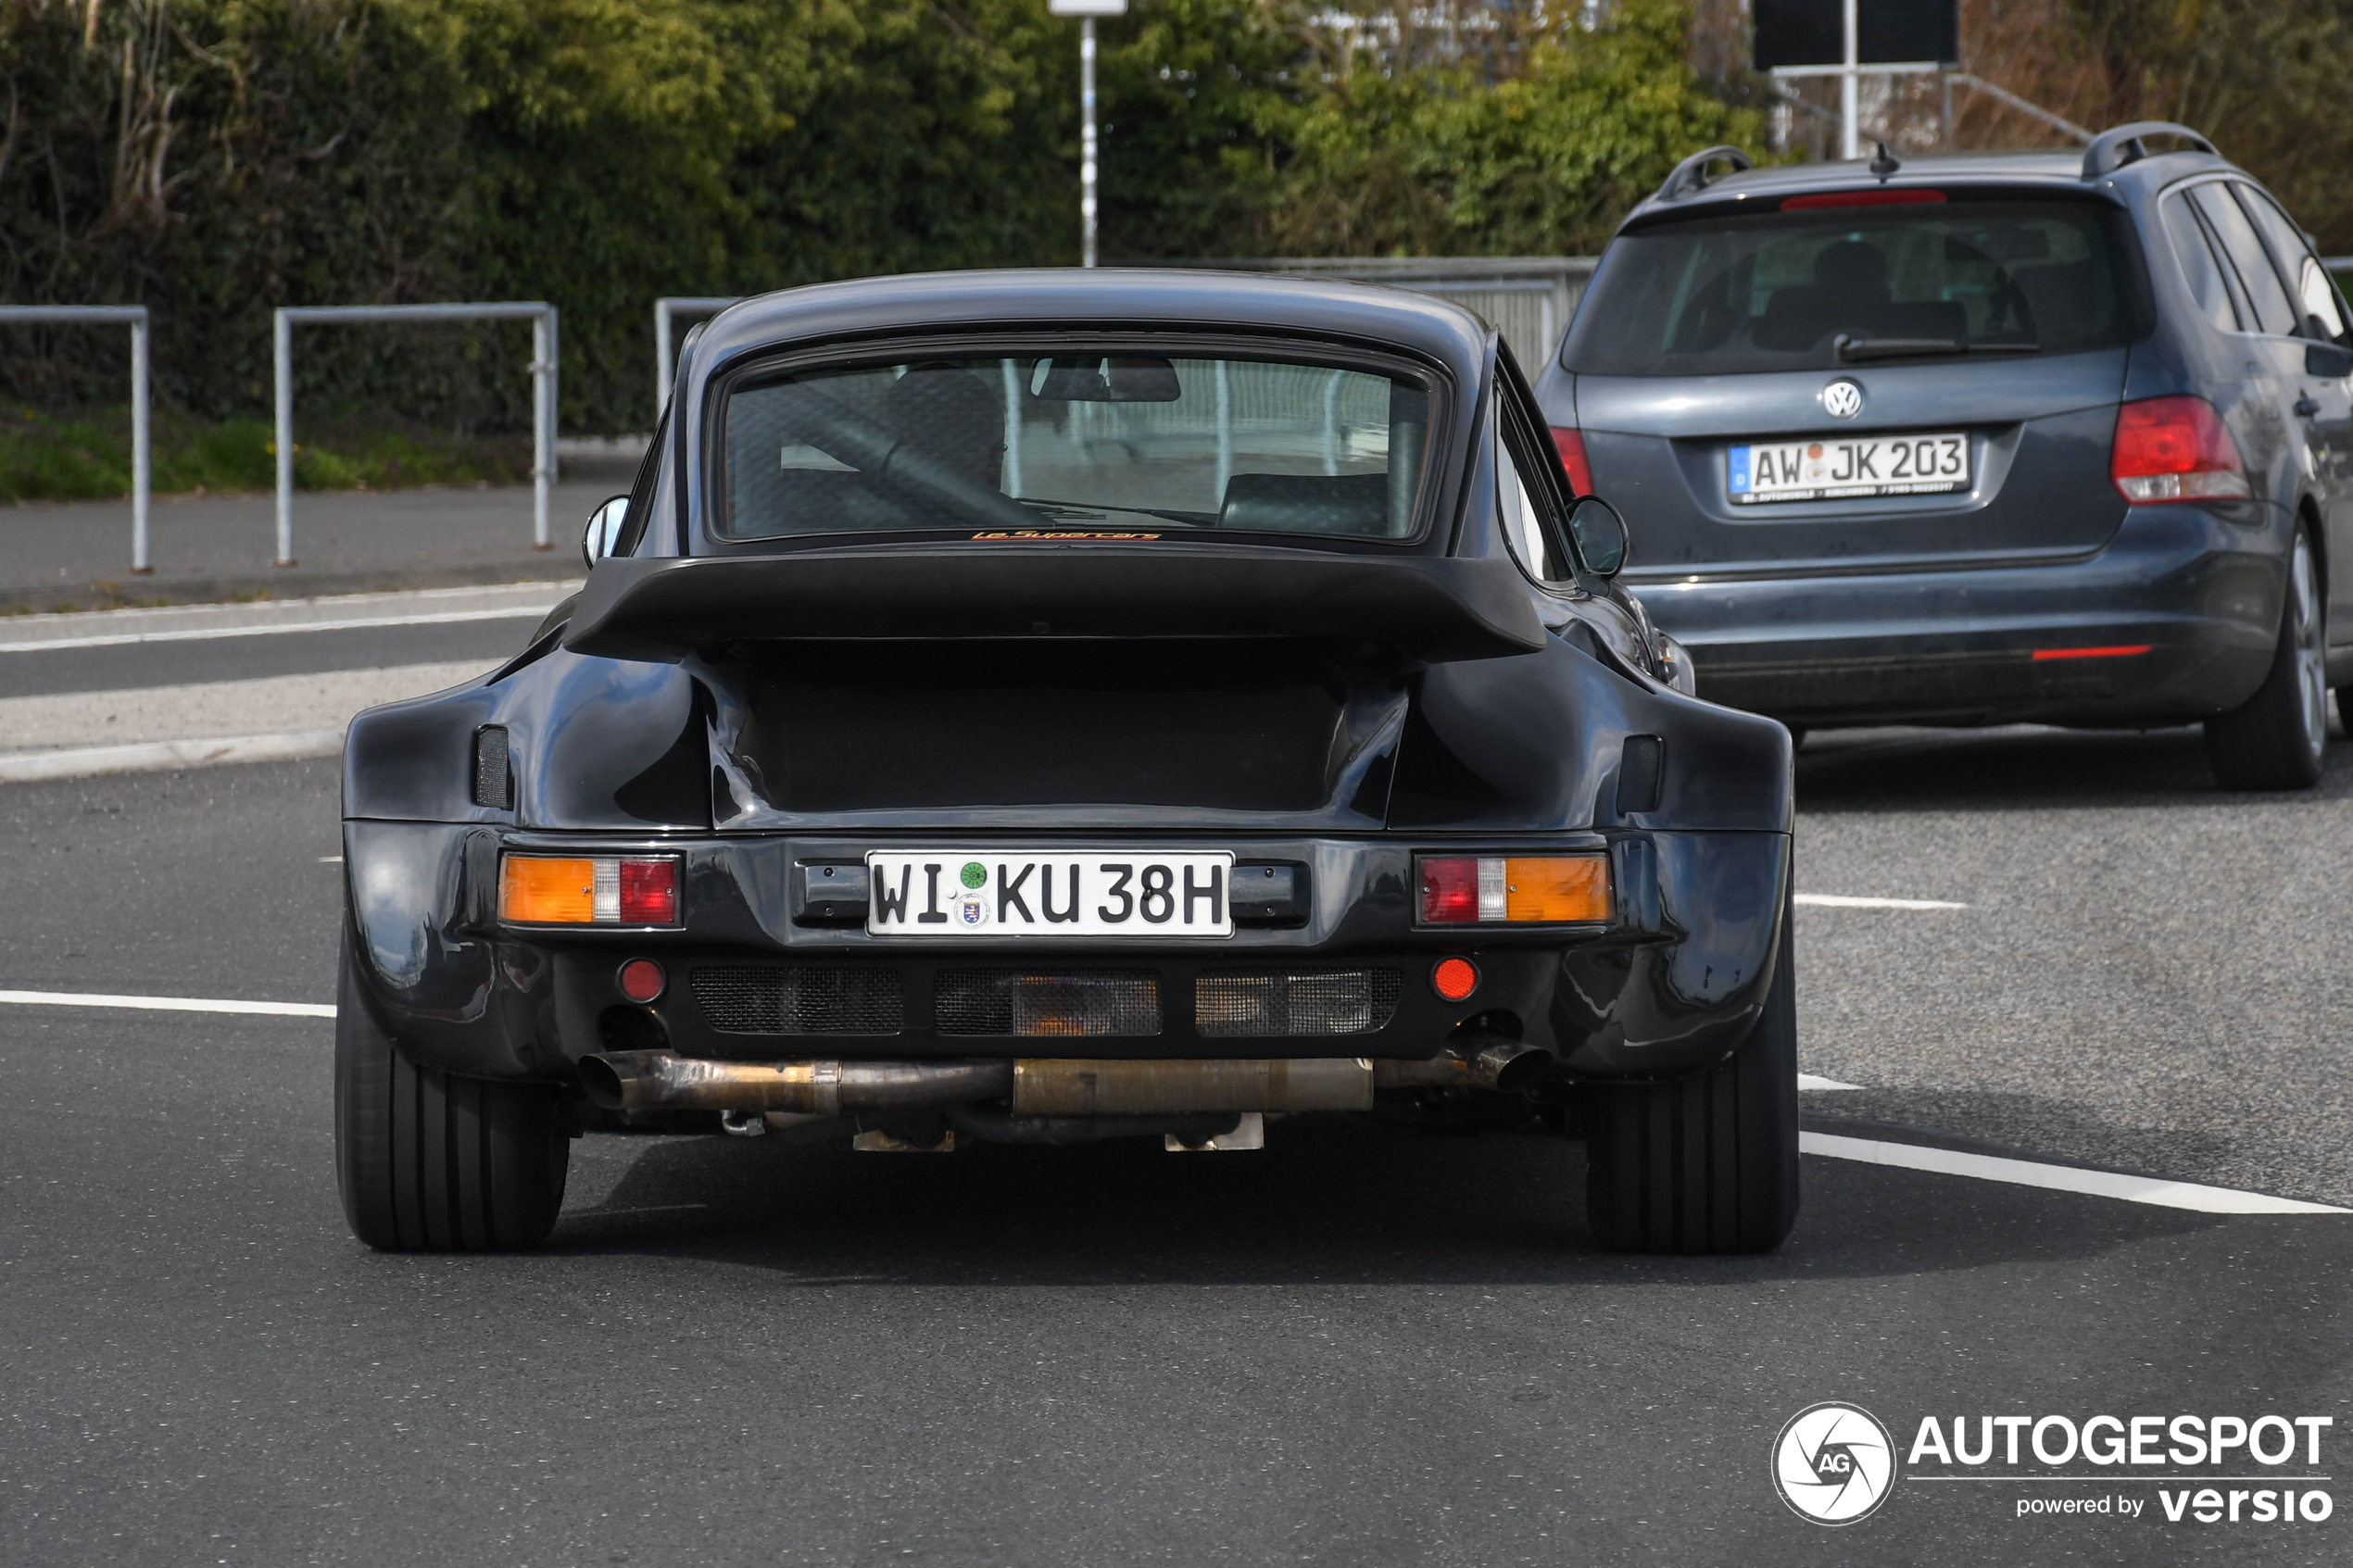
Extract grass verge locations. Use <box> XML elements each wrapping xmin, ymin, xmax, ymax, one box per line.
<box><xmin>0</xmin><ymin>405</ymin><xmax>535</xmax><ymax>503</ymax></box>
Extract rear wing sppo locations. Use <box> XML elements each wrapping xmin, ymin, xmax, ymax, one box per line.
<box><xmin>561</xmin><ymin>547</ymin><xmax>1550</xmax><ymax>664</ymax></box>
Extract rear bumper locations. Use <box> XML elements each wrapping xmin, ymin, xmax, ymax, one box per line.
<box><xmin>1629</xmin><ymin>501</ymin><xmax>2289</xmax><ymax>726</ymax></box>
<box><xmin>341</xmin><ymin>823</ymin><xmax>1792</xmax><ymax>1086</ymax></box>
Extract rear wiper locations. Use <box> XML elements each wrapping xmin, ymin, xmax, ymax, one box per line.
<box><xmin>1835</xmin><ymin>334</ymin><xmax>2043</xmax><ymax>363</ymax></box>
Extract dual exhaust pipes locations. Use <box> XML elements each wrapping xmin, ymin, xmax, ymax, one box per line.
<box><xmin>579</xmin><ymin>1032</ymin><xmax>1557</xmax><ymax>1118</ymax></box>
<box><xmin>576</xmin><ymin>1054</ymin><xmax>1013</xmax><ymax>1117</ymax></box>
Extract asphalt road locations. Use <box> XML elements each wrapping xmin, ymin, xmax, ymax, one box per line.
<box><xmin>1794</xmin><ymin>720</ymin><xmax>2353</xmax><ymax>1208</ymax></box>
<box><xmin>2</xmin><ymin>734</ymin><xmax>2350</xmax><ymax>1563</ymax></box>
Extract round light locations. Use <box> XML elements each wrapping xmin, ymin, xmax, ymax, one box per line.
<box><xmin>1431</xmin><ymin>957</ymin><xmax>1478</xmax><ymax>1002</ymax></box>
<box><xmin>617</xmin><ymin>958</ymin><xmax>665</xmax><ymax>1004</ymax></box>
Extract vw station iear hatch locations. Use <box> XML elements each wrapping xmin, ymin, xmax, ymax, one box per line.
<box><xmin>1534</xmin><ymin>125</ymin><xmax>2353</xmax><ymax>791</ymax></box>
<box><xmin>333</xmin><ymin>270</ymin><xmax>1798</xmax><ymax>1257</ymax></box>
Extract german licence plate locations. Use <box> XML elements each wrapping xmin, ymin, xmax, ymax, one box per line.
<box><xmin>866</xmin><ymin>851</ymin><xmax>1234</xmax><ymax>937</ymax></box>
<box><xmin>1728</xmin><ymin>432</ymin><xmax>1969</xmax><ymax>504</ymax></box>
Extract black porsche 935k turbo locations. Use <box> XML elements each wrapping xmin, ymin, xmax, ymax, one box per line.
<box><xmin>333</xmin><ymin>270</ymin><xmax>1798</xmax><ymax>1255</ymax></box>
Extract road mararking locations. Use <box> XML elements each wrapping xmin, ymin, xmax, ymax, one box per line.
<box><xmin>1</xmin><ymin>717</ymin><xmax>2347</xmax><ymax>1564</ymax></box>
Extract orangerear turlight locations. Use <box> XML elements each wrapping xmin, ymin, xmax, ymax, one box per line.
<box><xmin>500</xmin><ymin>854</ymin><xmax>681</xmax><ymax>925</ymax></box>
<box><xmin>1418</xmin><ymin>854</ymin><xmax>1610</xmax><ymax>924</ymax></box>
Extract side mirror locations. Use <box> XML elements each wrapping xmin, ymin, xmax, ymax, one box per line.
<box><xmin>1567</xmin><ymin>495</ymin><xmax>1629</xmax><ymax>578</ymax></box>
<box><xmin>2306</xmin><ymin>341</ymin><xmax>2353</xmax><ymax>379</ymax></box>
<box><xmin>582</xmin><ymin>495</ymin><xmax>630</xmax><ymax>569</ymax></box>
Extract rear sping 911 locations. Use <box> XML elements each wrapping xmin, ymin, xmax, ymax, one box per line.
<box><xmin>333</xmin><ymin>268</ymin><xmax>1799</xmax><ymax>1258</ymax></box>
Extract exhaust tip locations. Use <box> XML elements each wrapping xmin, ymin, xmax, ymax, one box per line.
<box><xmin>1474</xmin><ymin>1039</ymin><xmax>1559</xmax><ymax>1095</ymax></box>
<box><xmin>577</xmin><ymin>1054</ymin><xmax>628</xmax><ymax>1111</ymax></box>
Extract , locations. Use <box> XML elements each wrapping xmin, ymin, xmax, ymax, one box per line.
<box><xmin>1537</xmin><ymin>124</ymin><xmax>2353</xmax><ymax>791</ymax></box>
<box><xmin>333</xmin><ymin>269</ymin><xmax>1796</xmax><ymax>1256</ymax></box>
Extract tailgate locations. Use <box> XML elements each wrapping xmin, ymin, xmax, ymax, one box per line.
<box><xmin>1578</xmin><ymin>349</ymin><xmax>2133</xmax><ymax>578</ymax></box>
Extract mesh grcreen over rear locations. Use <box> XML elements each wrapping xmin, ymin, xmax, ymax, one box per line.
<box><xmin>936</xmin><ymin>971</ymin><xmax>1162</xmax><ymax>1037</ymax></box>
<box><xmin>692</xmin><ymin>967</ymin><xmax>904</xmax><ymax>1035</ymax></box>
<box><xmin>1195</xmin><ymin>969</ymin><xmax>1403</xmax><ymax>1036</ymax></box>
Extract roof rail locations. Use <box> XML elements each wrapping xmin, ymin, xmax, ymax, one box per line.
<box><xmin>2082</xmin><ymin>121</ymin><xmax>2218</xmax><ymax>181</ymax></box>
<box><xmin>1655</xmin><ymin>145</ymin><xmax>1753</xmax><ymax>203</ymax></box>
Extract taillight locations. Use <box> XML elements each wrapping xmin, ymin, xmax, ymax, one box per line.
<box><xmin>499</xmin><ymin>854</ymin><xmax>682</xmax><ymax>925</ymax></box>
<box><xmin>1418</xmin><ymin>855</ymin><xmax>1610</xmax><ymax>924</ymax></box>
<box><xmin>1780</xmin><ymin>189</ymin><xmax>1947</xmax><ymax>209</ymax></box>
<box><xmin>1420</xmin><ymin>857</ymin><xmax>1492</xmax><ymax>922</ymax></box>
<box><xmin>1549</xmin><ymin>427</ymin><xmax>1592</xmax><ymax>495</ymax></box>
<box><xmin>619</xmin><ymin>859</ymin><xmax>679</xmax><ymax>924</ymax></box>
<box><xmin>2110</xmin><ymin>395</ymin><xmax>2250</xmax><ymax>502</ymax></box>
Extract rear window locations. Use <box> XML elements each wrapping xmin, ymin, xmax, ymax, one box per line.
<box><xmin>1564</xmin><ymin>196</ymin><xmax>2147</xmax><ymax>376</ymax></box>
<box><xmin>719</xmin><ymin>349</ymin><xmax>1435</xmax><ymax>542</ymax></box>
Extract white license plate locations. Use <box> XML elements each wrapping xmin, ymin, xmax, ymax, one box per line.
<box><xmin>866</xmin><ymin>852</ymin><xmax>1234</xmax><ymax>937</ymax></box>
<box><xmin>1729</xmin><ymin>432</ymin><xmax>1969</xmax><ymax>503</ymax></box>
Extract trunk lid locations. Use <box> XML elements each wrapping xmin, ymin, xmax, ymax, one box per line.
<box><xmin>1574</xmin><ymin>348</ymin><xmax>2132</xmax><ymax>579</ymax></box>
<box><xmin>698</xmin><ymin>639</ymin><xmax>1416</xmax><ymax>834</ymax></box>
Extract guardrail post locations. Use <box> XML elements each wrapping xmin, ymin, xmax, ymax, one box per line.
<box><xmin>1214</xmin><ymin>358</ymin><xmax>1233</xmax><ymax>500</ymax></box>
<box><xmin>654</xmin><ymin>296</ymin><xmax>742</xmax><ymax>420</ymax></box>
<box><xmin>129</xmin><ymin>309</ymin><xmax>151</xmax><ymax>574</ymax></box>
<box><xmin>270</xmin><ymin>301</ymin><xmax>557</xmax><ymax>567</ymax></box>
<box><xmin>272</xmin><ymin>308</ymin><xmax>296</xmax><ymax>566</ymax></box>
<box><xmin>0</xmin><ymin>306</ymin><xmax>160</xmax><ymax>574</ymax></box>
<box><xmin>532</xmin><ymin>307</ymin><xmax>555</xmax><ymax>550</ymax></box>
<box><xmin>655</xmin><ymin>301</ymin><xmax>673</xmax><ymax>419</ymax></box>
<box><xmin>1000</xmin><ymin>358</ymin><xmax>1025</xmax><ymax>497</ymax></box>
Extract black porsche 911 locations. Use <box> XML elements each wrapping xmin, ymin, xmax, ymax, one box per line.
<box><xmin>333</xmin><ymin>269</ymin><xmax>1798</xmax><ymax>1255</ymax></box>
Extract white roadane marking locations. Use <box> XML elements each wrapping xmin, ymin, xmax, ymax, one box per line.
<box><xmin>0</xmin><ymin>582</ymin><xmax>573</xmax><ymax>646</ymax></box>
<box><xmin>0</xmin><ymin>606</ymin><xmax>546</xmax><ymax>654</ymax></box>
<box><xmin>0</xmin><ymin>730</ymin><xmax>346</xmax><ymax>783</ymax></box>
<box><xmin>1795</xmin><ymin>893</ymin><xmax>1969</xmax><ymax>909</ymax></box>
<box><xmin>0</xmin><ymin>987</ymin><xmax>335</xmax><ymax>1019</ymax></box>
<box><xmin>0</xmin><ymin>660</ymin><xmax>492</xmax><ymax>782</ymax></box>
<box><xmin>0</xmin><ymin>989</ymin><xmax>2330</xmax><ymax>1214</ymax></box>
<box><xmin>1801</xmin><ymin>1131</ymin><xmax>2349</xmax><ymax>1214</ymax></box>
<box><xmin>0</xmin><ymin>989</ymin><xmax>1867</xmax><ymax>1102</ymax></box>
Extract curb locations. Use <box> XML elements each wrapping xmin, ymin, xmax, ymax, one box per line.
<box><xmin>0</xmin><ymin>558</ymin><xmax>581</xmax><ymax>617</ymax></box>
<box><xmin>0</xmin><ymin>729</ymin><xmax>344</xmax><ymax>783</ymax></box>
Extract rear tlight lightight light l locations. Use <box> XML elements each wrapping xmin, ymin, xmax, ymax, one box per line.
<box><xmin>2111</xmin><ymin>395</ymin><xmax>2251</xmax><ymax>502</ymax></box>
<box><xmin>499</xmin><ymin>854</ymin><xmax>681</xmax><ymax>925</ymax></box>
<box><xmin>1779</xmin><ymin>189</ymin><xmax>1947</xmax><ymax>210</ymax></box>
<box><xmin>1419</xmin><ymin>855</ymin><xmax>1611</xmax><ymax>923</ymax></box>
<box><xmin>1549</xmin><ymin>428</ymin><xmax>1593</xmax><ymax>495</ymax></box>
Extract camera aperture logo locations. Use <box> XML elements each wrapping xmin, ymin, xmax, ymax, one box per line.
<box><xmin>1774</xmin><ymin>1402</ymin><xmax>1899</xmax><ymax>1525</ymax></box>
